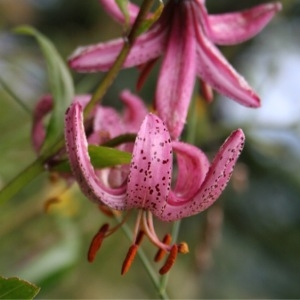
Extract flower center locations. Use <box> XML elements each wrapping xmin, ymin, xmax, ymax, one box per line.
<box><xmin>87</xmin><ymin>206</ymin><xmax>189</xmax><ymax>275</ymax></box>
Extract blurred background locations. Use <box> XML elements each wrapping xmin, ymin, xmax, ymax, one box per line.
<box><xmin>0</xmin><ymin>0</ymin><xmax>299</xmax><ymax>298</ymax></box>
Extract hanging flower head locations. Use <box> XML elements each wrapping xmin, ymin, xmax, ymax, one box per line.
<box><xmin>69</xmin><ymin>0</ymin><xmax>281</xmax><ymax>139</ymax></box>
<box><xmin>64</xmin><ymin>101</ymin><xmax>245</xmax><ymax>274</ymax></box>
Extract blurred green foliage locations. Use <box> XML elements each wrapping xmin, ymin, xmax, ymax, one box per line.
<box><xmin>0</xmin><ymin>0</ymin><xmax>299</xmax><ymax>299</ymax></box>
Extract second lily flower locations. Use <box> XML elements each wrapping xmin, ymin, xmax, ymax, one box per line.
<box><xmin>69</xmin><ymin>0</ymin><xmax>281</xmax><ymax>139</ymax></box>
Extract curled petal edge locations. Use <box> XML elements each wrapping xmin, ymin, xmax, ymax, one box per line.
<box><xmin>65</xmin><ymin>102</ymin><xmax>127</xmax><ymax>210</ymax></box>
<box><xmin>160</xmin><ymin>129</ymin><xmax>245</xmax><ymax>221</ymax></box>
<box><xmin>203</xmin><ymin>2</ymin><xmax>282</xmax><ymax>45</ymax></box>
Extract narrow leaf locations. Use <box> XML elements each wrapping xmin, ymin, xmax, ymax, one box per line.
<box><xmin>0</xmin><ymin>276</ymin><xmax>40</xmax><ymax>300</ymax></box>
<box><xmin>53</xmin><ymin>146</ymin><xmax>132</xmax><ymax>172</ymax></box>
<box><xmin>89</xmin><ymin>145</ymin><xmax>132</xmax><ymax>167</ymax></box>
<box><xmin>14</xmin><ymin>26</ymin><xmax>74</xmax><ymax>154</ymax></box>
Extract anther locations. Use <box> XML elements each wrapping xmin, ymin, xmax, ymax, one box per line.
<box><xmin>44</xmin><ymin>197</ymin><xmax>61</xmax><ymax>213</ymax></box>
<box><xmin>178</xmin><ymin>242</ymin><xmax>189</xmax><ymax>254</ymax></box>
<box><xmin>121</xmin><ymin>244</ymin><xmax>138</xmax><ymax>275</ymax></box>
<box><xmin>154</xmin><ymin>233</ymin><xmax>172</xmax><ymax>262</ymax></box>
<box><xmin>159</xmin><ymin>244</ymin><xmax>178</xmax><ymax>275</ymax></box>
<box><xmin>88</xmin><ymin>223</ymin><xmax>109</xmax><ymax>263</ymax></box>
<box><xmin>98</xmin><ymin>204</ymin><xmax>120</xmax><ymax>217</ymax></box>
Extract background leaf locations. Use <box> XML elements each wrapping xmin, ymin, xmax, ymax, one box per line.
<box><xmin>0</xmin><ymin>276</ymin><xmax>40</xmax><ymax>299</ymax></box>
<box><xmin>14</xmin><ymin>25</ymin><xmax>74</xmax><ymax>155</ymax></box>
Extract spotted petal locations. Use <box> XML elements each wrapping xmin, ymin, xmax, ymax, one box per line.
<box><xmin>161</xmin><ymin>129</ymin><xmax>245</xmax><ymax>221</ymax></box>
<box><xmin>65</xmin><ymin>102</ymin><xmax>127</xmax><ymax>209</ymax></box>
<box><xmin>126</xmin><ymin>113</ymin><xmax>172</xmax><ymax>216</ymax></box>
<box><xmin>200</xmin><ymin>2</ymin><xmax>282</xmax><ymax>45</ymax></box>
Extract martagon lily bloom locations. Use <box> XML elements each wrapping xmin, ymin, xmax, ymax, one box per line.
<box><xmin>69</xmin><ymin>0</ymin><xmax>281</xmax><ymax>139</ymax></box>
<box><xmin>65</xmin><ymin>101</ymin><xmax>245</xmax><ymax>274</ymax></box>
<box><xmin>32</xmin><ymin>90</ymin><xmax>147</xmax><ymax>182</ymax></box>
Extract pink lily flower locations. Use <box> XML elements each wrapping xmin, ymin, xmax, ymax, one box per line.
<box><xmin>64</xmin><ymin>101</ymin><xmax>245</xmax><ymax>274</ymax></box>
<box><xmin>69</xmin><ymin>0</ymin><xmax>281</xmax><ymax>139</ymax></box>
<box><xmin>32</xmin><ymin>90</ymin><xmax>147</xmax><ymax>173</ymax></box>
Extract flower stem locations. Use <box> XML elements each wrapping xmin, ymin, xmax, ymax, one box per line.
<box><xmin>0</xmin><ymin>76</ymin><xmax>31</xmax><ymax>115</ymax></box>
<box><xmin>83</xmin><ymin>0</ymin><xmax>155</xmax><ymax>118</ymax></box>
<box><xmin>0</xmin><ymin>158</ymin><xmax>45</xmax><ymax>205</ymax></box>
<box><xmin>0</xmin><ymin>0</ymin><xmax>155</xmax><ymax>205</ymax></box>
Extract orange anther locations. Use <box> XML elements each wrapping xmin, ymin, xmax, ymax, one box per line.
<box><xmin>121</xmin><ymin>245</ymin><xmax>138</xmax><ymax>275</ymax></box>
<box><xmin>154</xmin><ymin>233</ymin><xmax>172</xmax><ymax>262</ymax></box>
<box><xmin>88</xmin><ymin>223</ymin><xmax>109</xmax><ymax>263</ymax></box>
<box><xmin>98</xmin><ymin>204</ymin><xmax>120</xmax><ymax>217</ymax></box>
<box><xmin>44</xmin><ymin>197</ymin><xmax>61</xmax><ymax>213</ymax></box>
<box><xmin>178</xmin><ymin>242</ymin><xmax>189</xmax><ymax>254</ymax></box>
<box><xmin>159</xmin><ymin>244</ymin><xmax>178</xmax><ymax>275</ymax></box>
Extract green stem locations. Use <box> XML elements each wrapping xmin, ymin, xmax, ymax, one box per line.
<box><xmin>0</xmin><ymin>158</ymin><xmax>45</xmax><ymax>205</ymax></box>
<box><xmin>0</xmin><ymin>0</ymin><xmax>155</xmax><ymax>204</ymax></box>
<box><xmin>83</xmin><ymin>0</ymin><xmax>155</xmax><ymax>118</ymax></box>
<box><xmin>0</xmin><ymin>76</ymin><xmax>31</xmax><ymax>115</ymax></box>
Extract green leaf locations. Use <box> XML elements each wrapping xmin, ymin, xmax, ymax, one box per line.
<box><xmin>53</xmin><ymin>146</ymin><xmax>132</xmax><ymax>172</ymax></box>
<box><xmin>14</xmin><ymin>26</ymin><xmax>74</xmax><ymax>154</ymax></box>
<box><xmin>89</xmin><ymin>145</ymin><xmax>132</xmax><ymax>168</ymax></box>
<box><xmin>0</xmin><ymin>276</ymin><xmax>40</xmax><ymax>299</ymax></box>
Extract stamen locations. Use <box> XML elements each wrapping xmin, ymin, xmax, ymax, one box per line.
<box><xmin>44</xmin><ymin>197</ymin><xmax>61</xmax><ymax>213</ymax></box>
<box><xmin>121</xmin><ymin>244</ymin><xmax>138</xmax><ymax>275</ymax></box>
<box><xmin>159</xmin><ymin>244</ymin><xmax>178</xmax><ymax>275</ymax></box>
<box><xmin>154</xmin><ymin>234</ymin><xmax>172</xmax><ymax>262</ymax></box>
<box><xmin>142</xmin><ymin>211</ymin><xmax>172</xmax><ymax>251</ymax></box>
<box><xmin>136</xmin><ymin>58</ymin><xmax>158</xmax><ymax>91</ymax></box>
<box><xmin>178</xmin><ymin>242</ymin><xmax>189</xmax><ymax>254</ymax></box>
<box><xmin>200</xmin><ymin>80</ymin><xmax>213</xmax><ymax>103</ymax></box>
<box><xmin>98</xmin><ymin>203</ymin><xmax>120</xmax><ymax>217</ymax></box>
<box><xmin>104</xmin><ymin>210</ymin><xmax>131</xmax><ymax>238</ymax></box>
<box><xmin>88</xmin><ymin>223</ymin><xmax>109</xmax><ymax>263</ymax></box>
<box><xmin>135</xmin><ymin>230</ymin><xmax>145</xmax><ymax>246</ymax></box>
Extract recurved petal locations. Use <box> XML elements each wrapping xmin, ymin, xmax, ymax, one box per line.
<box><xmin>155</xmin><ymin>1</ymin><xmax>196</xmax><ymax>140</ymax></box>
<box><xmin>158</xmin><ymin>141</ymin><xmax>210</xmax><ymax>222</ymax></box>
<box><xmin>193</xmin><ymin>10</ymin><xmax>260</xmax><ymax>108</ymax></box>
<box><xmin>191</xmin><ymin>129</ymin><xmax>245</xmax><ymax>213</ymax></box>
<box><xmin>99</xmin><ymin>0</ymin><xmax>140</xmax><ymax>25</ymax></box>
<box><xmin>160</xmin><ymin>129</ymin><xmax>245</xmax><ymax>221</ymax></box>
<box><xmin>126</xmin><ymin>114</ymin><xmax>172</xmax><ymax>215</ymax></box>
<box><xmin>68</xmin><ymin>22</ymin><xmax>166</xmax><ymax>72</ymax></box>
<box><xmin>65</xmin><ymin>102</ymin><xmax>127</xmax><ymax>210</ymax></box>
<box><xmin>119</xmin><ymin>89</ymin><xmax>148</xmax><ymax>132</ymax></box>
<box><xmin>204</xmin><ymin>2</ymin><xmax>282</xmax><ymax>45</ymax></box>
<box><xmin>172</xmin><ymin>141</ymin><xmax>210</xmax><ymax>197</ymax></box>
<box><xmin>32</xmin><ymin>95</ymin><xmax>91</xmax><ymax>153</ymax></box>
